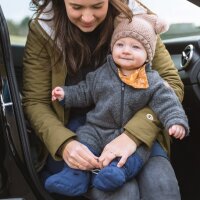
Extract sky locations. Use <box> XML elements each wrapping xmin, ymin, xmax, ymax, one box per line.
<box><xmin>140</xmin><ymin>0</ymin><xmax>200</xmax><ymax>24</ymax></box>
<box><xmin>0</xmin><ymin>0</ymin><xmax>200</xmax><ymax>24</ymax></box>
<box><xmin>0</xmin><ymin>0</ymin><xmax>33</xmax><ymax>22</ymax></box>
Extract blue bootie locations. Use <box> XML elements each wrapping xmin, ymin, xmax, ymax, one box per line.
<box><xmin>45</xmin><ymin>164</ymin><xmax>90</xmax><ymax>196</ymax></box>
<box><xmin>93</xmin><ymin>153</ymin><xmax>143</xmax><ymax>191</ymax></box>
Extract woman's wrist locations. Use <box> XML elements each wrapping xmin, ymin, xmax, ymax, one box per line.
<box><xmin>56</xmin><ymin>138</ymin><xmax>74</xmax><ymax>158</ymax></box>
<box><xmin>124</xmin><ymin>130</ymin><xmax>142</xmax><ymax>146</ymax></box>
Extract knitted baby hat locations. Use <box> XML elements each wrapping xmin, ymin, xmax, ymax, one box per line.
<box><xmin>111</xmin><ymin>14</ymin><xmax>169</xmax><ymax>62</ymax></box>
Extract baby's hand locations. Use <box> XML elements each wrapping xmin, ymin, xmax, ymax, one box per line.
<box><xmin>168</xmin><ymin>125</ymin><xmax>186</xmax><ymax>140</ymax></box>
<box><xmin>52</xmin><ymin>86</ymin><xmax>64</xmax><ymax>101</ymax></box>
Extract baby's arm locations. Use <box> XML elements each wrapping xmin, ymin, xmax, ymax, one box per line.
<box><xmin>52</xmin><ymin>86</ymin><xmax>64</xmax><ymax>101</ymax></box>
<box><xmin>168</xmin><ymin>124</ymin><xmax>186</xmax><ymax>140</ymax></box>
<box><xmin>148</xmin><ymin>73</ymin><xmax>189</xmax><ymax>137</ymax></box>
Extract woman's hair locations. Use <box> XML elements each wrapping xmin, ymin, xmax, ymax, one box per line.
<box><xmin>31</xmin><ymin>0</ymin><xmax>133</xmax><ymax>73</ymax></box>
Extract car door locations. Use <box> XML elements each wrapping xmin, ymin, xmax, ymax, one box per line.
<box><xmin>0</xmin><ymin>5</ymin><xmax>56</xmax><ymax>200</ymax></box>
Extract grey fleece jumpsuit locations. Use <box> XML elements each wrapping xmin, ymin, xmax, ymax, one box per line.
<box><xmin>63</xmin><ymin>55</ymin><xmax>189</xmax><ymax>153</ymax></box>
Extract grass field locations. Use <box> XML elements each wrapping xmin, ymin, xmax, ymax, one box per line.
<box><xmin>10</xmin><ymin>35</ymin><xmax>26</xmax><ymax>46</ymax></box>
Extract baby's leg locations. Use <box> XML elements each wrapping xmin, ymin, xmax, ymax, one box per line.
<box><xmin>92</xmin><ymin>144</ymin><xmax>150</xmax><ymax>191</ymax></box>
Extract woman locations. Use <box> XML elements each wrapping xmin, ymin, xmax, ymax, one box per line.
<box><xmin>23</xmin><ymin>0</ymin><xmax>183</xmax><ymax>199</ymax></box>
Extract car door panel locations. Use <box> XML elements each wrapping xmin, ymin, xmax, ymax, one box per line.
<box><xmin>0</xmin><ymin>5</ymin><xmax>56</xmax><ymax>200</ymax></box>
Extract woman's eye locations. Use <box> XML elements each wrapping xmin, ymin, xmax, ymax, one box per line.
<box><xmin>93</xmin><ymin>3</ymin><xmax>104</xmax><ymax>9</ymax></box>
<box><xmin>72</xmin><ymin>5</ymin><xmax>82</xmax><ymax>10</ymax></box>
<box><xmin>93</xmin><ymin>5</ymin><xmax>103</xmax><ymax>9</ymax></box>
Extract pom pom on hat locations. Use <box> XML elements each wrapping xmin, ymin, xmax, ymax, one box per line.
<box><xmin>111</xmin><ymin>14</ymin><xmax>169</xmax><ymax>62</ymax></box>
<box><xmin>140</xmin><ymin>14</ymin><xmax>169</xmax><ymax>34</ymax></box>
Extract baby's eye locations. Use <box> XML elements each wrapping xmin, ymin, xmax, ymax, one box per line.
<box><xmin>132</xmin><ymin>45</ymin><xmax>140</xmax><ymax>49</ymax></box>
<box><xmin>116</xmin><ymin>43</ymin><xmax>124</xmax><ymax>47</ymax></box>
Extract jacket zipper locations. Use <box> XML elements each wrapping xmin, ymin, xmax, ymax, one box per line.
<box><xmin>120</xmin><ymin>82</ymin><xmax>125</xmax><ymax>127</ymax></box>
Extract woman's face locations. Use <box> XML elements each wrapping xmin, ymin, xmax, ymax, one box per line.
<box><xmin>64</xmin><ymin>0</ymin><xmax>109</xmax><ymax>32</ymax></box>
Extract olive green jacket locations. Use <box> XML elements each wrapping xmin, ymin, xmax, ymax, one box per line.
<box><xmin>22</xmin><ymin>18</ymin><xmax>184</xmax><ymax>168</ymax></box>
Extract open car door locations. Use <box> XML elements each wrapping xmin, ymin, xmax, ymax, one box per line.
<box><xmin>0</xmin><ymin>5</ymin><xmax>55</xmax><ymax>200</ymax></box>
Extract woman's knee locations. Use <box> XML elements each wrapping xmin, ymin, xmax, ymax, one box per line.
<box><xmin>85</xmin><ymin>178</ymin><xmax>140</xmax><ymax>200</ymax></box>
<box><xmin>138</xmin><ymin>156</ymin><xmax>181</xmax><ymax>200</ymax></box>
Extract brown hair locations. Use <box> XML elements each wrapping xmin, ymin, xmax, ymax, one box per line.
<box><xmin>31</xmin><ymin>0</ymin><xmax>133</xmax><ymax>73</ymax></box>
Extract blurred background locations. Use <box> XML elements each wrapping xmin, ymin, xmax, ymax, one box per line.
<box><xmin>1</xmin><ymin>0</ymin><xmax>200</xmax><ymax>45</ymax></box>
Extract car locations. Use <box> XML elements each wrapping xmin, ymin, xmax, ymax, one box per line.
<box><xmin>0</xmin><ymin>0</ymin><xmax>200</xmax><ymax>199</ymax></box>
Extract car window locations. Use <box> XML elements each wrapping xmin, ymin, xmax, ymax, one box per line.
<box><xmin>0</xmin><ymin>0</ymin><xmax>33</xmax><ymax>45</ymax></box>
<box><xmin>140</xmin><ymin>0</ymin><xmax>200</xmax><ymax>40</ymax></box>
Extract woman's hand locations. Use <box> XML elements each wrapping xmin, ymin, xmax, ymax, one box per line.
<box><xmin>62</xmin><ymin>140</ymin><xmax>100</xmax><ymax>170</ymax></box>
<box><xmin>98</xmin><ymin>133</ymin><xmax>137</xmax><ymax>169</ymax></box>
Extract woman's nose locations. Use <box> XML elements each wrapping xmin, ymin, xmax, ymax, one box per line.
<box><xmin>81</xmin><ymin>10</ymin><xmax>94</xmax><ymax>23</ymax></box>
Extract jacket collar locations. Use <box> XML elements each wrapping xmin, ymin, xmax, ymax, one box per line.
<box><xmin>107</xmin><ymin>54</ymin><xmax>118</xmax><ymax>75</ymax></box>
<box><xmin>38</xmin><ymin>2</ymin><xmax>55</xmax><ymax>39</ymax></box>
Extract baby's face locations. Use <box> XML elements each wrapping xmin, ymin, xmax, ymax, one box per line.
<box><xmin>112</xmin><ymin>37</ymin><xmax>147</xmax><ymax>70</ymax></box>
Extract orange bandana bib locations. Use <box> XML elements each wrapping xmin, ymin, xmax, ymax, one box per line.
<box><xmin>118</xmin><ymin>65</ymin><xmax>149</xmax><ymax>89</ymax></box>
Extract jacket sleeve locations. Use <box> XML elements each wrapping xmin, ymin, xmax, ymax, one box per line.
<box><xmin>149</xmin><ymin>76</ymin><xmax>189</xmax><ymax>136</ymax></box>
<box><xmin>124</xmin><ymin>36</ymin><xmax>184</xmax><ymax>148</ymax></box>
<box><xmin>22</xmin><ymin>21</ymin><xmax>75</xmax><ymax>160</ymax></box>
<box><xmin>63</xmin><ymin>72</ymin><xmax>96</xmax><ymax>108</ymax></box>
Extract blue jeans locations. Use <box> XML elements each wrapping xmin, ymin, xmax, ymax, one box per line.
<box><xmin>85</xmin><ymin>156</ymin><xmax>181</xmax><ymax>200</ymax></box>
